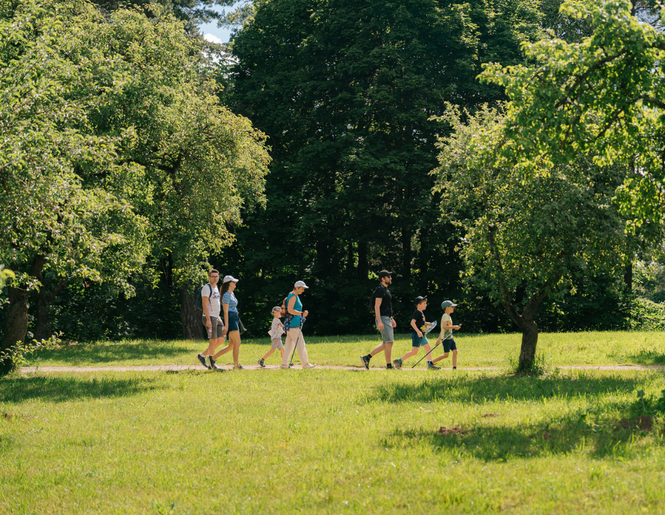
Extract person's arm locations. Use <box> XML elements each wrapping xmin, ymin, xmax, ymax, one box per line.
<box><xmin>202</xmin><ymin>286</ymin><xmax>212</xmax><ymax>328</ymax></box>
<box><xmin>222</xmin><ymin>300</ymin><xmax>229</xmax><ymax>335</ymax></box>
<box><xmin>374</xmin><ymin>297</ymin><xmax>384</xmax><ymax>330</ymax></box>
<box><xmin>410</xmin><ymin>318</ymin><xmax>423</xmax><ymax>338</ymax></box>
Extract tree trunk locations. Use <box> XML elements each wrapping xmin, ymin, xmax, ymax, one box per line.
<box><xmin>181</xmin><ymin>283</ymin><xmax>205</xmax><ymax>340</ymax></box>
<box><xmin>624</xmin><ymin>263</ymin><xmax>633</xmax><ymax>293</ymax></box>
<box><xmin>517</xmin><ymin>318</ymin><xmax>539</xmax><ymax>371</ymax></box>
<box><xmin>33</xmin><ymin>286</ymin><xmax>52</xmax><ymax>342</ymax></box>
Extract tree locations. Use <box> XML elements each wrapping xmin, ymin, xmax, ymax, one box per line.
<box><xmin>229</xmin><ymin>0</ymin><xmax>543</xmax><ymax>334</ymax></box>
<box><xmin>433</xmin><ymin>105</ymin><xmax>636</xmax><ymax>370</ymax></box>
<box><xmin>480</xmin><ymin>0</ymin><xmax>665</xmax><ymax>228</ymax></box>
<box><xmin>0</xmin><ymin>0</ymin><xmax>269</xmax><ymax>371</ymax></box>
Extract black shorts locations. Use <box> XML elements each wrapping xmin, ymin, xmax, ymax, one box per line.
<box><xmin>442</xmin><ymin>338</ymin><xmax>457</xmax><ymax>352</ymax></box>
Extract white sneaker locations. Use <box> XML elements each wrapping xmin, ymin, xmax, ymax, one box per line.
<box><xmin>303</xmin><ymin>363</ymin><xmax>317</xmax><ymax>369</ymax></box>
<box><xmin>280</xmin><ymin>364</ymin><xmax>290</xmax><ymax>369</ymax></box>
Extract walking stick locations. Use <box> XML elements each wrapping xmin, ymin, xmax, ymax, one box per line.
<box><xmin>289</xmin><ymin>317</ymin><xmax>305</xmax><ymax>366</ymax></box>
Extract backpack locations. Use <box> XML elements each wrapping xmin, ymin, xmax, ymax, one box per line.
<box><xmin>194</xmin><ymin>283</ymin><xmax>213</xmax><ymax>312</ymax></box>
<box><xmin>281</xmin><ymin>295</ymin><xmax>294</xmax><ymax>331</ymax></box>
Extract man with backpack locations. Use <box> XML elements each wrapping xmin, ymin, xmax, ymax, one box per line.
<box><xmin>196</xmin><ymin>269</ymin><xmax>225</xmax><ymax>370</ymax></box>
<box><xmin>360</xmin><ymin>270</ymin><xmax>397</xmax><ymax>370</ymax></box>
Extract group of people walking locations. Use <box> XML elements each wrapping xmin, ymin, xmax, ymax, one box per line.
<box><xmin>196</xmin><ymin>270</ymin><xmax>316</xmax><ymax>370</ymax></box>
<box><xmin>196</xmin><ymin>269</ymin><xmax>461</xmax><ymax>370</ymax></box>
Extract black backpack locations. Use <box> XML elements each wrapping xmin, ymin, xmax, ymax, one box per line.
<box><xmin>194</xmin><ymin>283</ymin><xmax>213</xmax><ymax>312</ymax></box>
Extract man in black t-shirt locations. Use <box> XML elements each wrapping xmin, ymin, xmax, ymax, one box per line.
<box><xmin>360</xmin><ymin>270</ymin><xmax>397</xmax><ymax>369</ymax></box>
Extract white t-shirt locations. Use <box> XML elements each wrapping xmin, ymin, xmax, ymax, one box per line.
<box><xmin>268</xmin><ymin>317</ymin><xmax>284</xmax><ymax>339</ymax></box>
<box><xmin>440</xmin><ymin>313</ymin><xmax>453</xmax><ymax>340</ymax></box>
<box><xmin>201</xmin><ymin>284</ymin><xmax>221</xmax><ymax>318</ymax></box>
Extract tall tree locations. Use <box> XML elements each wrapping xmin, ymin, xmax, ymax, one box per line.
<box><xmin>433</xmin><ymin>105</ymin><xmax>638</xmax><ymax>370</ymax></box>
<box><xmin>230</xmin><ymin>0</ymin><xmax>543</xmax><ymax>334</ymax></box>
<box><xmin>0</xmin><ymin>0</ymin><xmax>269</xmax><ymax>370</ymax></box>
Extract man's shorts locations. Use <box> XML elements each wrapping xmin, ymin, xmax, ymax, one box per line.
<box><xmin>376</xmin><ymin>316</ymin><xmax>394</xmax><ymax>343</ymax></box>
<box><xmin>202</xmin><ymin>315</ymin><xmax>224</xmax><ymax>339</ymax></box>
<box><xmin>443</xmin><ymin>338</ymin><xmax>457</xmax><ymax>352</ymax></box>
<box><xmin>411</xmin><ymin>333</ymin><xmax>429</xmax><ymax>348</ymax></box>
<box><xmin>271</xmin><ymin>337</ymin><xmax>284</xmax><ymax>350</ymax></box>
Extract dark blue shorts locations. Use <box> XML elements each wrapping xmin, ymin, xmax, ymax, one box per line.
<box><xmin>442</xmin><ymin>338</ymin><xmax>457</xmax><ymax>352</ymax></box>
<box><xmin>227</xmin><ymin>312</ymin><xmax>240</xmax><ymax>332</ymax></box>
<box><xmin>411</xmin><ymin>333</ymin><xmax>428</xmax><ymax>348</ymax></box>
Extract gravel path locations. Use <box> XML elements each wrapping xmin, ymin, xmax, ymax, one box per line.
<box><xmin>19</xmin><ymin>364</ymin><xmax>665</xmax><ymax>373</ymax></box>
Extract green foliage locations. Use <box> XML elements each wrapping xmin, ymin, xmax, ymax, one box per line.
<box><xmin>0</xmin><ymin>0</ymin><xmax>270</xmax><ymax>345</ymax></box>
<box><xmin>630</xmin><ymin>297</ymin><xmax>665</xmax><ymax>331</ymax></box>
<box><xmin>229</xmin><ymin>0</ymin><xmax>543</xmax><ymax>335</ymax></box>
<box><xmin>0</xmin><ymin>266</ymin><xmax>14</xmax><ymax>289</ymax></box>
<box><xmin>480</xmin><ymin>0</ymin><xmax>665</xmax><ymax>231</ymax></box>
<box><xmin>630</xmin><ymin>388</ymin><xmax>665</xmax><ymax>418</ymax></box>
<box><xmin>0</xmin><ymin>333</ymin><xmax>61</xmax><ymax>375</ymax></box>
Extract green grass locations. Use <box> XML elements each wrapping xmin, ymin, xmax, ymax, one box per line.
<box><xmin>24</xmin><ymin>330</ymin><xmax>665</xmax><ymax>369</ymax></box>
<box><xmin>1</xmin><ymin>367</ymin><xmax>664</xmax><ymax>513</ymax></box>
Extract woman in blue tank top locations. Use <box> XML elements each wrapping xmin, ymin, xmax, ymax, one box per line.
<box><xmin>281</xmin><ymin>280</ymin><xmax>317</xmax><ymax>369</ymax></box>
<box><xmin>209</xmin><ymin>275</ymin><xmax>244</xmax><ymax>369</ymax></box>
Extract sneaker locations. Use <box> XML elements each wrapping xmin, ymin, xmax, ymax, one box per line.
<box><xmin>280</xmin><ymin>364</ymin><xmax>290</xmax><ymax>369</ymax></box>
<box><xmin>257</xmin><ymin>358</ymin><xmax>265</xmax><ymax>368</ymax></box>
<box><xmin>393</xmin><ymin>359</ymin><xmax>402</xmax><ymax>370</ymax></box>
<box><xmin>198</xmin><ymin>354</ymin><xmax>210</xmax><ymax>370</ymax></box>
<box><xmin>360</xmin><ymin>355</ymin><xmax>370</xmax><ymax>370</ymax></box>
<box><xmin>386</xmin><ymin>363</ymin><xmax>394</xmax><ymax>369</ymax></box>
<box><xmin>303</xmin><ymin>363</ymin><xmax>317</xmax><ymax>369</ymax></box>
<box><xmin>212</xmin><ymin>363</ymin><xmax>224</xmax><ymax>371</ymax></box>
<box><xmin>234</xmin><ymin>364</ymin><xmax>244</xmax><ymax>370</ymax></box>
<box><xmin>427</xmin><ymin>362</ymin><xmax>440</xmax><ymax>370</ymax></box>
<box><xmin>208</xmin><ymin>356</ymin><xmax>216</xmax><ymax>369</ymax></box>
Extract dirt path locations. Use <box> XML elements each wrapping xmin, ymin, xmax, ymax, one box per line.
<box><xmin>19</xmin><ymin>364</ymin><xmax>665</xmax><ymax>373</ymax></box>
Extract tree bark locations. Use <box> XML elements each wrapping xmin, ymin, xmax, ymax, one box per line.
<box><xmin>181</xmin><ymin>283</ymin><xmax>205</xmax><ymax>340</ymax></box>
<box><xmin>2</xmin><ymin>254</ymin><xmax>46</xmax><ymax>375</ymax></box>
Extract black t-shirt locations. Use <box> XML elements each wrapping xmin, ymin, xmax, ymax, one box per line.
<box><xmin>411</xmin><ymin>310</ymin><xmax>426</xmax><ymax>334</ymax></box>
<box><xmin>371</xmin><ymin>285</ymin><xmax>393</xmax><ymax>317</ymax></box>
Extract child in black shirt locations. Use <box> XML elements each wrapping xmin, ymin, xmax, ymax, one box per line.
<box><xmin>393</xmin><ymin>296</ymin><xmax>439</xmax><ymax>369</ymax></box>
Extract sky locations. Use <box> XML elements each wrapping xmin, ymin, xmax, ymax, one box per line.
<box><xmin>197</xmin><ymin>5</ymin><xmax>235</xmax><ymax>45</ymax></box>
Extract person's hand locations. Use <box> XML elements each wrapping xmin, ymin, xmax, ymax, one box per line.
<box><xmin>417</xmin><ymin>331</ymin><xmax>423</xmax><ymax>338</ymax></box>
<box><xmin>206</xmin><ymin>319</ymin><xmax>212</xmax><ymax>328</ymax></box>
<box><xmin>222</xmin><ymin>327</ymin><xmax>228</xmax><ymax>335</ymax></box>
<box><xmin>391</xmin><ymin>319</ymin><xmax>397</xmax><ymax>328</ymax></box>
<box><xmin>377</xmin><ymin>321</ymin><xmax>385</xmax><ymax>330</ymax></box>
<box><xmin>303</xmin><ymin>310</ymin><xmax>309</xmax><ymax>317</ymax></box>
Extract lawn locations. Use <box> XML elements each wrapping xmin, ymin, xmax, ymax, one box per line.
<box><xmin>3</xmin><ymin>332</ymin><xmax>665</xmax><ymax>513</ymax></box>
<box><xmin>22</xmin><ymin>330</ymin><xmax>665</xmax><ymax>369</ymax></box>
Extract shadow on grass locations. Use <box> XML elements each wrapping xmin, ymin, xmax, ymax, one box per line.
<box><xmin>627</xmin><ymin>349</ymin><xmax>665</xmax><ymax>365</ymax></box>
<box><xmin>374</xmin><ymin>373</ymin><xmax>658</xmax><ymax>461</ymax></box>
<box><xmin>0</xmin><ymin>375</ymin><xmax>163</xmax><ymax>403</ymax></box>
<box><xmin>29</xmin><ymin>341</ymin><xmax>189</xmax><ymax>364</ymax></box>
<box><xmin>371</xmin><ymin>373</ymin><xmax>641</xmax><ymax>404</ymax></box>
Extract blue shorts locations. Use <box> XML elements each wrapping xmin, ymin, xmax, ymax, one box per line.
<box><xmin>411</xmin><ymin>333</ymin><xmax>429</xmax><ymax>348</ymax></box>
<box><xmin>227</xmin><ymin>312</ymin><xmax>239</xmax><ymax>332</ymax></box>
<box><xmin>443</xmin><ymin>338</ymin><xmax>457</xmax><ymax>352</ymax></box>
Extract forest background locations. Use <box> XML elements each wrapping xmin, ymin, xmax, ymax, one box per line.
<box><xmin>2</xmin><ymin>0</ymin><xmax>665</xmax><ymax>361</ymax></box>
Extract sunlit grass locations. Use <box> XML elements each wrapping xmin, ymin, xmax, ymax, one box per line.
<box><xmin>24</xmin><ymin>330</ymin><xmax>665</xmax><ymax>369</ymax></box>
<box><xmin>1</xmin><ymin>368</ymin><xmax>664</xmax><ymax>513</ymax></box>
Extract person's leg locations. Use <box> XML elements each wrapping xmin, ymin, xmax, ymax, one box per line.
<box><xmin>384</xmin><ymin>342</ymin><xmax>393</xmax><ymax>363</ymax></box>
<box><xmin>229</xmin><ymin>331</ymin><xmax>241</xmax><ymax>366</ymax></box>
<box><xmin>400</xmin><ymin>347</ymin><xmax>419</xmax><ymax>362</ymax></box>
<box><xmin>432</xmin><ymin>352</ymin><xmax>449</xmax><ymax>364</ymax></box>
<box><xmin>369</xmin><ymin>342</ymin><xmax>386</xmax><ymax>357</ymax></box>
<box><xmin>212</xmin><ymin>340</ymin><xmax>233</xmax><ymax>360</ymax></box>
<box><xmin>291</xmin><ymin>328</ymin><xmax>311</xmax><ymax>366</ymax></box>
<box><xmin>452</xmin><ymin>349</ymin><xmax>458</xmax><ymax>368</ymax></box>
<box><xmin>282</xmin><ymin>329</ymin><xmax>296</xmax><ymax>367</ymax></box>
<box><xmin>280</xmin><ymin>349</ymin><xmax>284</xmax><ymax>359</ymax></box>
<box><xmin>262</xmin><ymin>348</ymin><xmax>275</xmax><ymax>360</ymax></box>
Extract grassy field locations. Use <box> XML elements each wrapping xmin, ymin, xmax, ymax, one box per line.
<box><xmin>22</xmin><ymin>330</ymin><xmax>665</xmax><ymax>369</ymax></box>
<box><xmin>3</xmin><ymin>332</ymin><xmax>665</xmax><ymax>513</ymax></box>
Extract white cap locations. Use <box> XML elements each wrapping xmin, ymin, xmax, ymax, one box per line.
<box><xmin>294</xmin><ymin>280</ymin><xmax>309</xmax><ymax>289</ymax></box>
<box><xmin>222</xmin><ymin>275</ymin><xmax>239</xmax><ymax>283</ymax></box>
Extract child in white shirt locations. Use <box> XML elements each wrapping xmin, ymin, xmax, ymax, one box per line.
<box><xmin>258</xmin><ymin>306</ymin><xmax>285</xmax><ymax>367</ymax></box>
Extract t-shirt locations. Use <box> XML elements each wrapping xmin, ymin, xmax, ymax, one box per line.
<box><xmin>371</xmin><ymin>285</ymin><xmax>393</xmax><ymax>317</ymax></box>
<box><xmin>411</xmin><ymin>310</ymin><xmax>426</xmax><ymax>334</ymax></box>
<box><xmin>268</xmin><ymin>318</ymin><xmax>284</xmax><ymax>339</ymax></box>
<box><xmin>287</xmin><ymin>293</ymin><xmax>304</xmax><ymax>327</ymax></box>
<box><xmin>441</xmin><ymin>313</ymin><xmax>453</xmax><ymax>340</ymax></box>
<box><xmin>222</xmin><ymin>291</ymin><xmax>239</xmax><ymax>313</ymax></box>
<box><xmin>201</xmin><ymin>284</ymin><xmax>221</xmax><ymax>318</ymax></box>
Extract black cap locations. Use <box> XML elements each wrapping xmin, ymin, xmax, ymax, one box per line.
<box><xmin>414</xmin><ymin>295</ymin><xmax>427</xmax><ymax>305</ymax></box>
<box><xmin>378</xmin><ymin>270</ymin><xmax>392</xmax><ymax>279</ymax></box>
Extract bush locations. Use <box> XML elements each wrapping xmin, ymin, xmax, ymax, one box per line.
<box><xmin>630</xmin><ymin>298</ymin><xmax>665</xmax><ymax>331</ymax></box>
